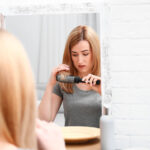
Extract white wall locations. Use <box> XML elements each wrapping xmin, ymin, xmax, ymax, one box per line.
<box><xmin>110</xmin><ymin>0</ymin><xmax>150</xmax><ymax>149</ymax></box>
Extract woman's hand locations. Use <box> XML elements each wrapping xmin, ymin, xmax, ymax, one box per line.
<box><xmin>49</xmin><ymin>64</ymin><xmax>70</xmax><ymax>86</ymax></box>
<box><xmin>82</xmin><ymin>74</ymin><xmax>101</xmax><ymax>95</ymax></box>
<box><xmin>36</xmin><ymin>119</ymin><xmax>66</xmax><ymax>150</ymax></box>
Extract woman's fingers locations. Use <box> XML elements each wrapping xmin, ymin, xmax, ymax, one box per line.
<box><xmin>82</xmin><ymin>74</ymin><xmax>91</xmax><ymax>84</ymax></box>
<box><xmin>49</xmin><ymin>64</ymin><xmax>70</xmax><ymax>86</ymax></box>
<box><xmin>93</xmin><ymin>77</ymin><xmax>97</xmax><ymax>85</ymax></box>
<box><xmin>82</xmin><ymin>74</ymin><xmax>101</xmax><ymax>86</ymax></box>
<box><xmin>56</xmin><ymin>64</ymin><xmax>70</xmax><ymax>72</ymax></box>
<box><xmin>89</xmin><ymin>74</ymin><xmax>95</xmax><ymax>86</ymax></box>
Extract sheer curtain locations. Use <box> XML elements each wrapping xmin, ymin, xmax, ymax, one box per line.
<box><xmin>5</xmin><ymin>13</ymin><xmax>100</xmax><ymax>100</ymax></box>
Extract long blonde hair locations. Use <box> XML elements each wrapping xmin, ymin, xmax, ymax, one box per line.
<box><xmin>0</xmin><ymin>30</ymin><xmax>37</xmax><ymax>150</ymax></box>
<box><xmin>60</xmin><ymin>25</ymin><xmax>100</xmax><ymax>93</ymax></box>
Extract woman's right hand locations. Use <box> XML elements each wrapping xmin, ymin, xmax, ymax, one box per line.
<box><xmin>49</xmin><ymin>64</ymin><xmax>70</xmax><ymax>86</ymax></box>
<box><xmin>36</xmin><ymin>119</ymin><xmax>66</xmax><ymax>150</ymax></box>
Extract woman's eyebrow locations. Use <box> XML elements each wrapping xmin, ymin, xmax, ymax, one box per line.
<box><xmin>81</xmin><ymin>50</ymin><xmax>89</xmax><ymax>52</ymax></box>
<box><xmin>71</xmin><ymin>50</ymin><xmax>89</xmax><ymax>53</ymax></box>
<box><xmin>71</xmin><ymin>51</ymin><xmax>78</xmax><ymax>53</ymax></box>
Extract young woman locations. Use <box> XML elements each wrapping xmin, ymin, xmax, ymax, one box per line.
<box><xmin>39</xmin><ymin>25</ymin><xmax>102</xmax><ymax>128</ymax></box>
<box><xmin>0</xmin><ymin>29</ymin><xmax>65</xmax><ymax>150</ymax></box>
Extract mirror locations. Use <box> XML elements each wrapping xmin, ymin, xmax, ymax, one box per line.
<box><xmin>5</xmin><ymin>13</ymin><xmax>100</xmax><ymax>101</ymax></box>
<box><xmin>1</xmin><ymin>0</ymin><xmax>111</xmax><ymax>129</ymax></box>
<box><xmin>3</xmin><ymin>1</ymin><xmax>111</xmax><ymax>127</ymax></box>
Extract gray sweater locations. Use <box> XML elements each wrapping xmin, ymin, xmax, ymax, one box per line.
<box><xmin>53</xmin><ymin>83</ymin><xmax>102</xmax><ymax>128</ymax></box>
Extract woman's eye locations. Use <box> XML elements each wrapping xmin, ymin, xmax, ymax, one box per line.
<box><xmin>72</xmin><ymin>54</ymin><xmax>78</xmax><ymax>57</ymax></box>
<box><xmin>83</xmin><ymin>53</ymin><xmax>89</xmax><ymax>56</ymax></box>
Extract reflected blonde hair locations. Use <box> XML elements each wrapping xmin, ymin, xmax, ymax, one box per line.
<box><xmin>60</xmin><ymin>25</ymin><xmax>101</xmax><ymax>93</ymax></box>
<box><xmin>0</xmin><ymin>30</ymin><xmax>37</xmax><ymax>150</ymax></box>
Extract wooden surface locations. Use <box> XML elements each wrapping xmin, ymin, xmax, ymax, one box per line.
<box><xmin>66</xmin><ymin>138</ymin><xmax>101</xmax><ymax>150</ymax></box>
<box><xmin>61</xmin><ymin>126</ymin><xmax>100</xmax><ymax>144</ymax></box>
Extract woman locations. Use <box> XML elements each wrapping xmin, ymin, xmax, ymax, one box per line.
<box><xmin>39</xmin><ymin>25</ymin><xmax>101</xmax><ymax>128</ymax></box>
<box><xmin>0</xmin><ymin>29</ymin><xmax>65</xmax><ymax>150</ymax></box>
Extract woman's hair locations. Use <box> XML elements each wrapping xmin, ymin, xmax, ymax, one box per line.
<box><xmin>0</xmin><ymin>30</ymin><xmax>37</xmax><ymax>149</ymax></box>
<box><xmin>60</xmin><ymin>25</ymin><xmax>101</xmax><ymax>93</ymax></box>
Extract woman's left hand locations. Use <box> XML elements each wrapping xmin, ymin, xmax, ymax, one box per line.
<box><xmin>82</xmin><ymin>74</ymin><xmax>101</xmax><ymax>95</ymax></box>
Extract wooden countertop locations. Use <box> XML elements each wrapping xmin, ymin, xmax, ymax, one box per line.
<box><xmin>66</xmin><ymin>138</ymin><xmax>101</xmax><ymax>150</ymax></box>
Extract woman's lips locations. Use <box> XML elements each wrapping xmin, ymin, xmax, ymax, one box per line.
<box><xmin>78</xmin><ymin>65</ymin><xmax>86</xmax><ymax>68</ymax></box>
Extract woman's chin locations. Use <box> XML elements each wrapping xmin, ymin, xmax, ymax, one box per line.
<box><xmin>78</xmin><ymin>71</ymin><xmax>89</xmax><ymax>76</ymax></box>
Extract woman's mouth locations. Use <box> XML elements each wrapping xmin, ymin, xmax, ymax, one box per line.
<box><xmin>78</xmin><ymin>65</ymin><xmax>86</xmax><ymax>68</ymax></box>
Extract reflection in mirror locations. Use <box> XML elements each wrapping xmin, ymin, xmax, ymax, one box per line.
<box><xmin>5</xmin><ymin>13</ymin><xmax>101</xmax><ymax>126</ymax></box>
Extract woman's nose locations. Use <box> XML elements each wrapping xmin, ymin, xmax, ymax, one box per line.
<box><xmin>78</xmin><ymin>55</ymin><xmax>83</xmax><ymax>64</ymax></box>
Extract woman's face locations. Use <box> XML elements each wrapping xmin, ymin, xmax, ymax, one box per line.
<box><xmin>71</xmin><ymin>40</ymin><xmax>93</xmax><ymax>77</ymax></box>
